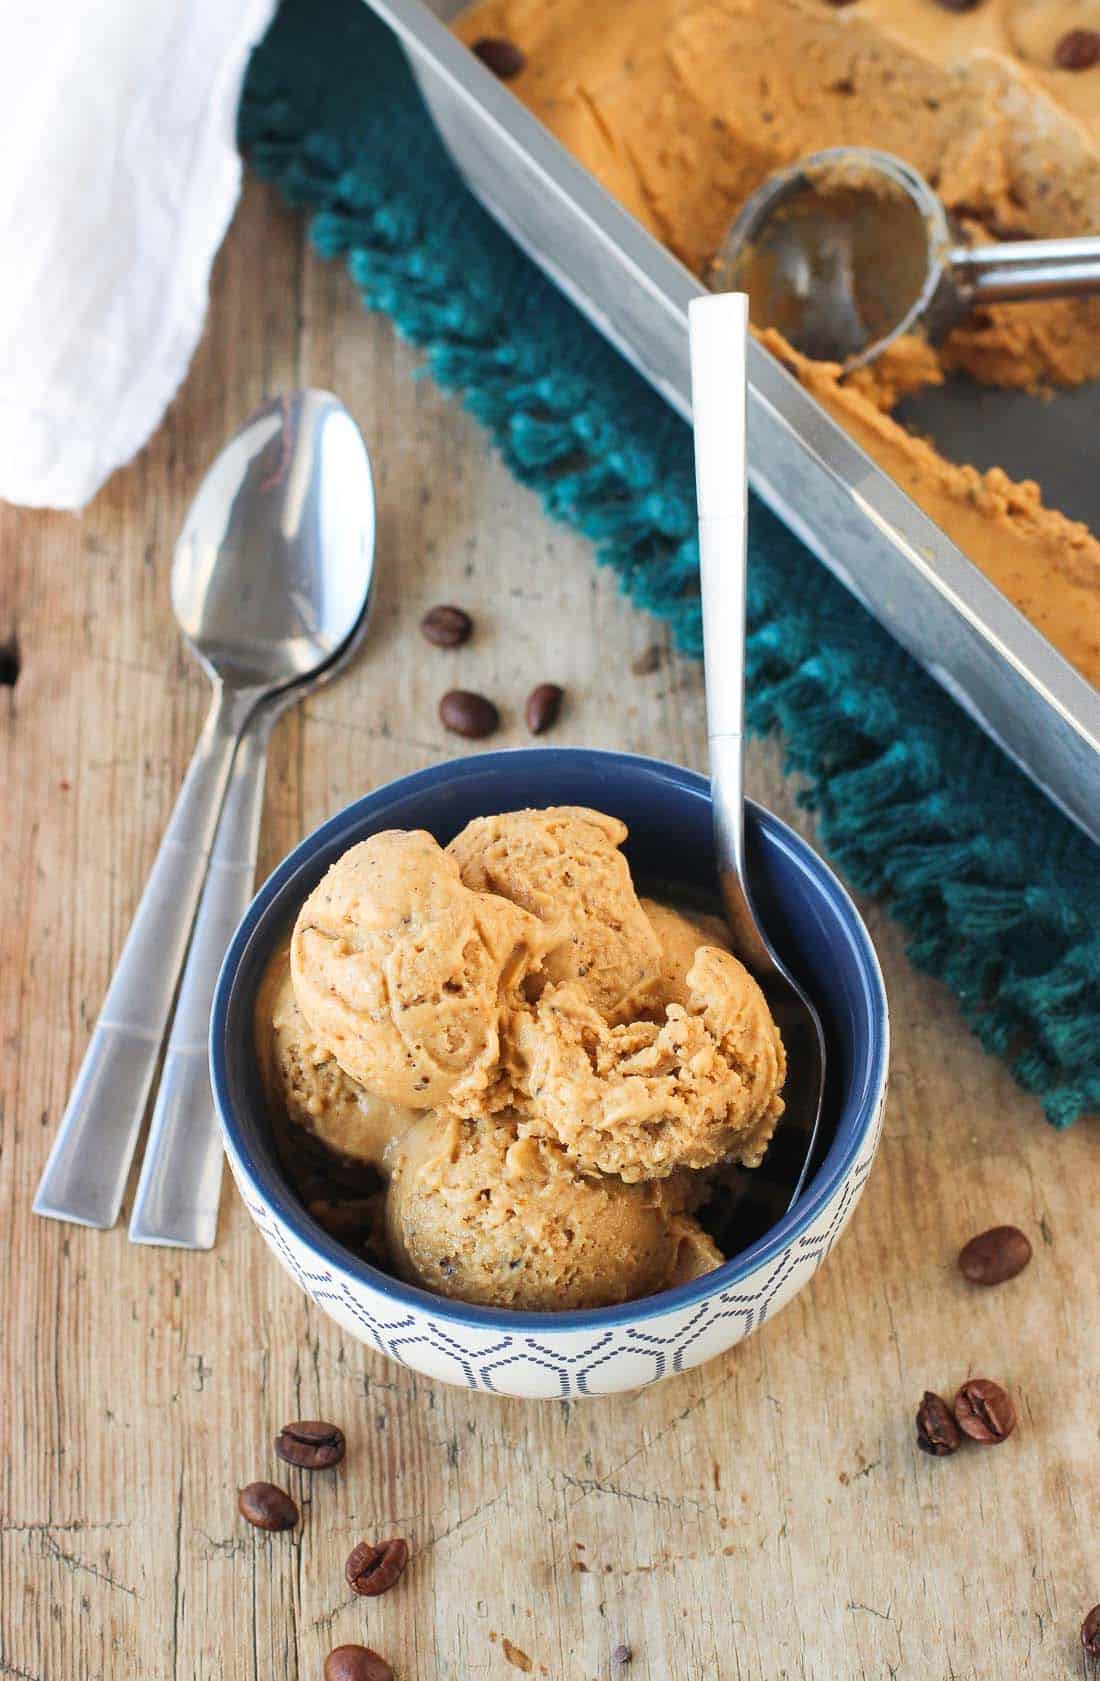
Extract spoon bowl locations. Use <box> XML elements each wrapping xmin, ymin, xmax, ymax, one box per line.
<box><xmin>173</xmin><ymin>392</ymin><xmax>373</xmax><ymax>687</ymax></box>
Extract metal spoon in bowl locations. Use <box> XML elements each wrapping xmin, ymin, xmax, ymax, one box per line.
<box><xmin>711</xmin><ymin>147</ymin><xmax>1100</xmax><ymax>370</ymax></box>
<box><xmin>34</xmin><ymin>391</ymin><xmax>374</xmax><ymax>1231</ymax></box>
<box><xmin>688</xmin><ymin>292</ymin><xmax>825</xmax><ymax>1212</ymax></box>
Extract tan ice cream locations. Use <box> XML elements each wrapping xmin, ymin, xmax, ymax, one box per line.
<box><xmin>447</xmin><ymin>806</ymin><xmax>663</xmax><ymax>1020</ymax></box>
<box><xmin>454</xmin><ymin>0</ymin><xmax>1100</xmax><ymax>686</ymax></box>
<box><xmin>290</xmin><ymin>829</ymin><xmax>548</xmax><ymax>1110</ymax></box>
<box><xmin>265</xmin><ymin>810</ymin><xmax>788</xmax><ymax>1310</ymax></box>
<box><xmin>255</xmin><ymin>944</ymin><xmax>419</xmax><ymax>1167</ymax></box>
<box><xmin>640</xmin><ymin>896</ymin><xmax>733</xmax><ymax>1011</ymax></box>
<box><xmin>385</xmin><ymin>1109</ymin><xmax>723</xmax><ymax>1309</ymax></box>
<box><xmin>510</xmin><ymin>945</ymin><xmax>786</xmax><ymax>1181</ymax></box>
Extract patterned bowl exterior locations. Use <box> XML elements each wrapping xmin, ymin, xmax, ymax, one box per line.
<box><xmin>222</xmin><ymin>1094</ymin><xmax>883</xmax><ymax>1398</ymax></box>
<box><xmin>213</xmin><ymin>750</ymin><xmax>889</xmax><ymax>1400</ymax></box>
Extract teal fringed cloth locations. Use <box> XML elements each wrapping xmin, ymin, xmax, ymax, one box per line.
<box><xmin>239</xmin><ymin>0</ymin><xmax>1100</xmax><ymax>1126</ymax></box>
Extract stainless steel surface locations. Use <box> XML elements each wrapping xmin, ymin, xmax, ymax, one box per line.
<box><xmin>953</xmin><ymin>236</ymin><xmax>1100</xmax><ymax>304</ymax></box>
<box><xmin>126</xmin><ymin>718</ymin><xmax>276</xmax><ymax>1248</ymax></box>
<box><xmin>691</xmin><ymin>294</ymin><xmax>823</xmax><ymax>1209</ymax></box>
<box><xmin>713</xmin><ymin>147</ymin><xmax>1100</xmax><ymax>367</ymax></box>
<box><xmin>35</xmin><ymin>391</ymin><xmax>374</xmax><ymax>1231</ymax></box>
<box><xmin>128</xmin><ymin>585</ymin><xmax>376</xmax><ymax>1251</ymax></box>
<box><xmin>364</xmin><ymin>0</ymin><xmax>1100</xmax><ymax>848</ymax></box>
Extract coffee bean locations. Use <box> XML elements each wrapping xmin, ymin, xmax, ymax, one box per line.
<box><xmin>237</xmin><ymin>1482</ymin><xmax>299</xmax><ymax>1531</ymax></box>
<box><xmin>954</xmin><ymin>1379</ymin><xmax>1016</xmax><ymax>1444</ymax></box>
<box><xmin>472</xmin><ymin>36</ymin><xmax>526</xmax><ymax>77</ymax></box>
<box><xmin>1082</xmin><ymin>1606</ymin><xmax>1100</xmax><ymax>1659</ymax></box>
<box><xmin>958</xmin><ymin>1225</ymin><xmax>1032</xmax><ymax>1286</ymax></box>
<box><xmin>274</xmin><ymin>1420</ymin><xmax>346</xmax><ymax>1470</ymax></box>
<box><xmin>915</xmin><ymin>1391</ymin><xmax>962</xmax><ymax>1457</ymax></box>
<box><xmin>1054</xmin><ymin>28</ymin><xmax>1100</xmax><ymax>69</ymax></box>
<box><xmin>439</xmin><ymin>690</ymin><xmax>499</xmax><ymax>738</ymax></box>
<box><xmin>630</xmin><ymin>644</ymin><xmax>662</xmax><ymax>676</ymax></box>
<box><xmin>324</xmin><ymin>1645</ymin><xmax>394</xmax><ymax>1681</ymax></box>
<box><xmin>525</xmin><ymin>682</ymin><xmax>564</xmax><ymax>735</ymax></box>
<box><xmin>420</xmin><ymin>604</ymin><xmax>472</xmax><ymax>648</ymax></box>
<box><xmin>346</xmin><ymin>1538</ymin><xmax>409</xmax><ymax>1597</ymax></box>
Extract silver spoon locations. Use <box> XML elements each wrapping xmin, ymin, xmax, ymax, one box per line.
<box><xmin>34</xmin><ymin>391</ymin><xmax>374</xmax><ymax>1231</ymax></box>
<box><xmin>126</xmin><ymin>587</ymin><xmax>375</xmax><ymax>1249</ymax></box>
<box><xmin>689</xmin><ymin>292</ymin><xmax>825</xmax><ymax>1212</ymax></box>
<box><xmin>712</xmin><ymin>147</ymin><xmax>1100</xmax><ymax>370</ymax></box>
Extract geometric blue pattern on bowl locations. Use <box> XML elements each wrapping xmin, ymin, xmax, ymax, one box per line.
<box><xmin>213</xmin><ymin>749</ymin><xmax>889</xmax><ymax>1399</ymax></box>
<box><xmin>226</xmin><ymin>1096</ymin><xmax>882</xmax><ymax>1398</ymax></box>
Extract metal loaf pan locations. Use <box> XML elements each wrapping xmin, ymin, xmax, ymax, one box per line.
<box><xmin>366</xmin><ymin>0</ymin><xmax>1100</xmax><ymax>846</ymax></box>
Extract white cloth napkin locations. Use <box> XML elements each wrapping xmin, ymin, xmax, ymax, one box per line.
<box><xmin>0</xmin><ymin>0</ymin><xmax>276</xmax><ymax>510</ymax></box>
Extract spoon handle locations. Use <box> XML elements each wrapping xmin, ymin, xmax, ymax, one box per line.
<box><xmin>128</xmin><ymin>706</ymin><xmax>275</xmax><ymax>1248</ymax></box>
<box><xmin>33</xmin><ymin>685</ymin><xmax>255</xmax><ymax>1230</ymax></box>
<box><xmin>950</xmin><ymin>235</ymin><xmax>1100</xmax><ymax>304</ymax></box>
<box><xmin>689</xmin><ymin>293</ymin><xmax>771</xmax><ymax>973</ymax></box>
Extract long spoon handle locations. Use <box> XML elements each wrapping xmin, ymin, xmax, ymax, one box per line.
<box><xmin>951</xmin><ymin>234</ymin><xmax>1100</xmax><ymax>304</ymax></box>
<box><xmin>128</xmin><ymin>703</ymin><xmax>276</xmax><ymax>1248</ymax></box>
<box><xmin>33</xmin><ymin>684</ymin><xmax>254</xmax><ymax>1229</ymax></box>
<box><xmin>689</xmin><ymin>292</ymin><xmax>770</xmax><ymax>972</ymax></box>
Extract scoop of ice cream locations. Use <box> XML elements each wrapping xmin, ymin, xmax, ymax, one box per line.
<box><xmin>384</xmin><ymin>1110</ymin><xmax>722</xmax><ymax>1309</ymax></box>
<box><xmin>639</xmin><ymin>897</ymin><xmax>732</xmax><ymax>1012</ymax></box>
<box><xmin>510</xmin><ymin>945</ymin><xmax>786</xmax><ymax>1181</ymax></box>
<box><xmin>291</xmin><ymin>829</ymin><xmax>547</xmax><ymax>1110</ymax></box>
<box><xmin>255</xmin><ymin>943</ymin><xmax>419</xmax><ymax>1168</ymax></box>
<box><xmin>446</xmin><ymin>806</ymin><xmax>662</xmax><ymax>1021</ymax></box>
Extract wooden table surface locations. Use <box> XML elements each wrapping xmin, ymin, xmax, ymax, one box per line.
<box><xmin>2</xmin><ymin>179</ymin><xmax>1098</xmax><ymax>1681</ymax></box>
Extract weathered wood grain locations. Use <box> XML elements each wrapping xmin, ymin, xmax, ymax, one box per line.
<box><xmin>1</xmin><ymin>177</ymin><xmax>1097</xmax><ymax>1681</ymax></box>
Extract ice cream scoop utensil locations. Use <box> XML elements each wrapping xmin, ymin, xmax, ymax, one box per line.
<box><xmin>712</xmin><ymin>147</ymin><xmax>1100</xmax><ymax>369</ymax></box>
<box><xmin>689</xmin><ymin>293</ymin><xmax>825</xmax><ymax>1211</ymax></box>
<box><xmin>35</xmin><ymin>392</ymin><xmax>373</xmax><ymax>1231</ymax></box>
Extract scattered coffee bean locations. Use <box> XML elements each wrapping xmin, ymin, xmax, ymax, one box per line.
<box><xmin>324</xmin><ymin>1645</ymin><xmax>394</xmax><ymax>1681</ymax></box>
<box><xmin>346</xmin><ymin>1538</ymin><xmax>409</xmax><ymax>1597</ymax></box>
<box><xmin>472</xmin><ymin>36</ymin><xmax>526</xmax><ymax>78</ymax></box>
<box><xmin>274</xmin><ymin>1420</ymin><xmax>346</xmax><ymax>1470</ymax></box>
<box><xmin>237</xmin><ymin>1482</ymin><xmax>299</xmax><ymax>1531</ymax></box>
<box><xmin>0</xmin><ymin>638</ymin><xmax>19</xmax><ymax>687</ymax></box>
<box><xmin>612</xmin><ymin>1645</ymin><xmax>634</xmax><ymax>1665</ymax></box>
<box><xmin>439</xmin><ymin>689</ymin><xmax>499</xmax><ymax>738</ymax></box>
<box><xmin>915</xmin><ymin>1391</ymin><xmax>962</xmax><ymax>1457</ymax></box>
<box><xmin>630</xmin><ymin>644</ymin><xmax>662</xmax><ymax>676</ymax></box>
<box><xmin>958</xmin><ymin>1225</ymin><xmax>1032</xmax><ymax>1286</ymax></box>
<box><xmin>420</xmin><ymin>604</ymin><xmax>472</xmax><ymax>647</ymax></box>
<box><xmin>954</xmin><ymin>1379</ymin><xmax>1016</xmax><ymax>1445</ymax></box>
<box><xmin>525</xmin><ymin>682</ymin><xmax>564</xmax><ymax>735</ymax></box>
<box><xmin>1054</xmin><ymin>28</ymin><xmax>1100</xmax><ymax>69</ymax></box>
<box><xmin>1082</xmin><ymin>1605</ymin><xmax>1100</xmax><ymax>1659</ymax></box>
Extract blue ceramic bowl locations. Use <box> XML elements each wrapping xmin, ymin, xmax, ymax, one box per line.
<box><xmin>212</xmin><ymin>749</ymin><xmax>888</xmax><ymax>1398</ymax></box>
